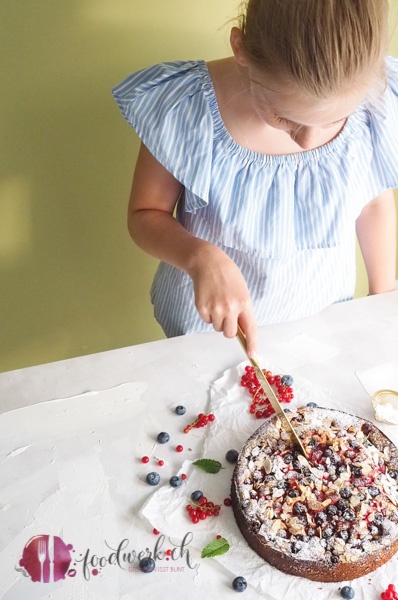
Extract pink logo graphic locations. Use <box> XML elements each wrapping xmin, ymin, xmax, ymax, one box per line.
<box><xmin>19</xmin><ymin>535</ymin><xmax>73</xmax><ymax>583</ymax></box>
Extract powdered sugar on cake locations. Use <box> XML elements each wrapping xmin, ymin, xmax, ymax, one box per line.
<box><xmin>234</xmin><ymin>406</ymin><xmax>398</xmax><ymax>565</ymax></box>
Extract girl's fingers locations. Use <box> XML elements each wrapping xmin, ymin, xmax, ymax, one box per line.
<box><xmin>201</xmin><ymin>311</ymin><xmax>212</xmax><ymax>324</ymax></box>
<box><xmin>211</xmin><ymin>313</ymin><xmax>225</xmax><ymax>332</ymax></box>
<box><xmin>222</xmin><ymin>315</ymin><xmax>240</xmax><ymax>339</ymax></box>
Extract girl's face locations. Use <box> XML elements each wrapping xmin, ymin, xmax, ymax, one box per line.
<box><xmin>247</xmin><ymin>75</ymin><xmax>367</xmax><ymax>149</ymax></box>
<box><xmin>230</xmin><ymin>27</ymin><xmax>371</xmax><ymax>150</ymax></box>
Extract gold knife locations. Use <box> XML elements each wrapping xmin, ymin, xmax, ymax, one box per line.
<box><xmin>236</xmin><ymin>325</ymin><xmax>309</xmax><ymax>459</ymax></box>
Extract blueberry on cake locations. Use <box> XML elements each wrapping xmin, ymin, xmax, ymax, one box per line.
<box><xmin>231</xmin><ymin>406</ymin><xmax>398</xmax><ymax>582</ymax></box>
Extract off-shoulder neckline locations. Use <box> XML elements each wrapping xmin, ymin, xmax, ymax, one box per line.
<box><xmin>197</xmin><ymin>59</ymin><xmax>362</xmax><ymax>165</ymax></box>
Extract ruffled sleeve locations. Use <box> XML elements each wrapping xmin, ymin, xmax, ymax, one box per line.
<box><xmin>359</xmin><ymin>56</ymin><xmax>398</xmax><ymax>200</ymax></box>
<box><xmin>112</xmin><ymin>61</ymin><xmax>213</xmax><ymax>210</ymax></box>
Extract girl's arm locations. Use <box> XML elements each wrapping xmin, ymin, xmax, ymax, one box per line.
<box><xmin>356</xmin><ymin>189</ymin><xmax>397</xmax><ymax>294</ymax></box>
<box><xmin>128</xmin><ymin>143</ymin><xmax>257</xmax><ymax>356</ymax></box>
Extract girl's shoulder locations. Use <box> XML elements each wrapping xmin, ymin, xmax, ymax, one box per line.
<box><xmin>366</xmin><ymin>56</ymin><xmax>398</xmax><ymax>120</ymax></box>
<box><xmin>112</xmin><ymin>60</ymin><xmax>215</xmax><ymax>204</ymax></box>
<box><xmin>112</xmin><ymin>60</ymin><xmax>210</xmax><ymax>107</ymax></box>
<box><xmin>381</xmin><ymin>55</ymin><xmax>398</xmax><ymax>107</ymax></box>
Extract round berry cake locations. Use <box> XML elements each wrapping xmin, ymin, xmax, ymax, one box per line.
<box><xmin>231</xmin><ymin>405</ymin><xmax>398</xmax><ymax>582</ymax></box>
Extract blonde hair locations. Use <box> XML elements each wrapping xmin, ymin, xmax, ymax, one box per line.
<box><xmin>239</xmin><ymin>0</ymin><xmax>389</xmax><ymax>98</ymax></box>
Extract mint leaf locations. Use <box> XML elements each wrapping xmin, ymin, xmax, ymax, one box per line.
<box><xmin>193</xmin><ymin>459</ymin><xmax>223</xmax><ymax>474</ymax></box>
<box><xmin>201</xmin><ymin>537</ymin><xmax>230</xmax><ymax>558</ymax></box>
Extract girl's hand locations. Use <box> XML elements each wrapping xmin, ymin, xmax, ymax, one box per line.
<box><xmin>188</xmin><ymin>245</ymin><xmax>257</xmax><ymax>357</ymax></box>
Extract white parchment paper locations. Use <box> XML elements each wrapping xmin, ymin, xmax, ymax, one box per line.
<box><xmin>142</xmin><ymin>362</ymin><xmax>398</xmax><ymax>600</ymax></box>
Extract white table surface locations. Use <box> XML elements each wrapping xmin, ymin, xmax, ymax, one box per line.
<box><xmin>0</xmin><ymin>291</ymin><xmax>397</xmax><ymax>600</ymax></box>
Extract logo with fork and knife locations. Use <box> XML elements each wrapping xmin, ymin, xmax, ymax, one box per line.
<box><xmin>18</xmin><ymin>534</ymin><xmax>74</xmax><ymax>582</ymax></box>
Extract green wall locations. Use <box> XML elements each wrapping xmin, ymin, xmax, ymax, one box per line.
<box><xmin>0</xmin><ymin>1</ymin><xmax>397</xmax><ymax>373</ymax></box>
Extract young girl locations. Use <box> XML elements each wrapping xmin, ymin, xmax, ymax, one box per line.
<box><xmin>112</xmin><ymin>0</ymin><xmax>397</xmax><ymax>357</ymax></box>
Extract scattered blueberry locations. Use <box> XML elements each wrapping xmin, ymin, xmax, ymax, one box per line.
<box><xmin>170</xmin><ymin>476</ymin><xmax>182</xmax><ymax>488</ymax></box>
<box><xmin>340</xmin><ymin>586</ymin><xmax>355</xmax><ymax>599</ymax></box>
<box><xmin>232</xmin><ymin>576</ymin><xmax>247</xmax><ymax>592</ymax></box>
<box><xmin>191</xmin><ymin>490</ymin><xmax>203</xmax><ymax>502</ymax></box>
<box><xmin>139</xmin><ymin>557</ymin><xmax>156</xmax><ymax>573</ymax></box>
<box><xmin>146</xmin><ymin>472</ymin><xmax>160</xmax><ymax>486</ymax></box>
<box><xmin>281</xmin><ymin>374</ymin><xmax>293</xmax><ymax>386</ymax></box>
<box><xmin>157</xmin><ymin>432</ymin><xmax>170</xmax><ymax>444</ymax></box>
<box><xmin>175</xmin><ymin>405</ymin><xmax>186</xmax><ymax>415</ymax></box>
<box><xmin>306</xmin><ymin>402</ymin><xmax>318</xmax><ymax>408</ymax></box>
<box><xmin>226</xmin><ymin>449</ymin><xmax>239</xmax><ymax>463</ymax></box>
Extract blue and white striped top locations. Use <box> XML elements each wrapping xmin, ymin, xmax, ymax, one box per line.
<box><xmin>112</xmin><ymin>59</ymin><xmax>398</xmax><ymax>337</ymax></box>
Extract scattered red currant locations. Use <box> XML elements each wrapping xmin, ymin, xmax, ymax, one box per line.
<box><xmin>141</xmin><ymin>456</ymin><xmax>149</xmax><ymax>464</ymax></box>
<box><xmin>158</xmin><ymin>460</ymin><xmax>164</xmax><ymax>467</ymax></box>
<box><xmin>183</xmin><ymin>412</ymin><xmax>215</xmax><ymax>433</ymax></box>
<box><xmin>240</xmin><ymin>366</ymin><xmax>295</xmax><ymax>419</ymax></box>
<box><xmin>153</xmin><ymin>528</ymin><xmax>160</xmax><ymax>535</ymax></box>
<box><xmin>381</xmin><ymin>585</ymin><xmax>398</xmax><ymax>600</ymax></box>
<box><xmin>224</xmin><ymin>497</ymin><xmax>232</xmax><ymax>506</ymax></box>
<box><xmin>185</xmin><ymin>495</ymin><xmax>221</xmax><ymax>524</ymax></box>
<box><xmin>176</xmin><ymin>445</ymin><xmax>183</xmax><ymax>452</ymax></box>
<box><xmin>181</xmin><ymin>473</ymin><xmax>187</xmax><ymax>480</ymax></box>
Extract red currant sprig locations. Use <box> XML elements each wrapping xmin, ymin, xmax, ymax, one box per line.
<box><xmin>240</xmin><ymin>366</ymin><xmax>295</xmax><ymax>419</ymax></box>
<box><xmin>183</xmin><ymin>412</ymin><xmax>215</xmax><ymax>434</ymax></box>
<box><xmin>185</xmin><ymin>496</ymin><xmax>221</xmax><ymax>524</ymax></box>
<box><xmin>381</xmin><ymin>584</ymin><xmax>398</xmax><ymax>600</ymax></box>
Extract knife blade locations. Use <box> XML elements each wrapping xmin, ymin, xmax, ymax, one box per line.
<box><xmin>48</xmin><ymin>535</ymin><xmax>54</xmax><ymax>583</ymax></box>
<box><xmin>236</xmin><ymin>325</ymin><xmax>309</xmax><ymax>459</ymax></box>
